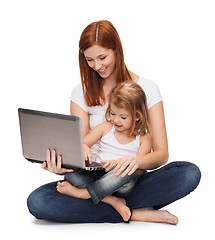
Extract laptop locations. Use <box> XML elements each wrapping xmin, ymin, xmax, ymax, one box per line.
<box><xmin>18</xmin><ymin>108</ymin><xmax>103</xmax><ymax>171</ymax></box>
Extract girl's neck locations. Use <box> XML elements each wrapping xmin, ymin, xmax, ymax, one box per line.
<box><xmin>113</xmin><ymin>128</ymin><xmax>136</xmax><ymax>145</ymax></box>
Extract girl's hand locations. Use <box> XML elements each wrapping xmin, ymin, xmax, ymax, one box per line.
<box><xmin>113</xmin><ymin>156</ymin><xmax>140</xmax><ymax>177</ymax></box>
<box><xmin>101</xmin><ymin>159</ymin><xmax>118</xmax><ymax>172</ymax></box>
<box><xmin>84</xmin><ymin>144</ymin><xmax>92</xmax><ymax>164</ymax></box>
<box><xmin>41</xmin><ymin>149</ymin><xmax>73</xmax><ymax>175</ymax></box>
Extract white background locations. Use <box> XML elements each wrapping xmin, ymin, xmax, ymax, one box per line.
<box><xmin>0</xmin><ymin>0</ymin><xmax>214</xmax><ymax>239</ymax></box>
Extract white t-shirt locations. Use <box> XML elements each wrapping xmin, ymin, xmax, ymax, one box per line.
<box><xmin>70</xmin><ymin>76</ymin><xmax>162</xmax><ymax>162</ymax></box>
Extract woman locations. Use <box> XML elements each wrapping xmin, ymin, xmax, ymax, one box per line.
<box><xmin>27</xmin><ymin>20</ymin><xmax>201</xmax><ymax>224</ymax></box>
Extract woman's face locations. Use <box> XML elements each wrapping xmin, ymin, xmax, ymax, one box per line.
<box><xmin>84</xmin><ymin>45</ymin><xmax>116</xmax><ymax>80</ymax></box>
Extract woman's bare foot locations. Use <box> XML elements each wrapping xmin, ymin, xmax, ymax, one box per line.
<box><xmin>104</xmin><ymin>196</ymin><xmax>131</xmax><ymax>222</ymax></box>
<box><xmin>114</xmin><ymin>198</ymin><xmax>131</xmax><ymax>222</ymax></box>
<box><xmin>56</xmin><ymin>181</ymin><xmax>90</xmax><ymax>199</ymax></box>
<box><xmin>131</xmin><ymin>207</ymin><xmax>178</xmax><ymax>225</ymax></box>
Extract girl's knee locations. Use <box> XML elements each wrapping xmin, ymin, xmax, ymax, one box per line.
<box><xmin>64</xmin><ymin>171</ymin><xmax>93</xmax><ymax>188</ymax></box>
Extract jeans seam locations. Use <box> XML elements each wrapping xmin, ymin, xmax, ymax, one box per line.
<box><xmin>86</xmin><ymin>184</ymin><xmax>100</xmax><ymax>205</ymax></box>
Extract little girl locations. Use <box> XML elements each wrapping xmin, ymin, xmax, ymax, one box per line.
<box><xmin>57</xmin><ymin>82</ymin><xmax>152</xmax><ymax>222</ymax></box>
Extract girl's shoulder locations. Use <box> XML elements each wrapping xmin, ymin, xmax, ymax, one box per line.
<box><xmin>102</xmin><ymin>122</ymin><xmax>113</xmax><ymax>136</ymax></box>
<box><xmin>95</xmin><ymin>121</ymin><xmax>113</xmax><ymax>137</ymax></box>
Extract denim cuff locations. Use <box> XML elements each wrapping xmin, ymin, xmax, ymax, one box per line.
<box><xmin>86</xmin><ymin>184</ymin><xmax>100</xmax><ymax>205</ymax></box>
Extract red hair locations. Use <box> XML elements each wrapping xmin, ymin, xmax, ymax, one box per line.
<box><xmin>79</xmin><ymin>20</ymin><xmax>131</xmax><ymax>106</ymax></box>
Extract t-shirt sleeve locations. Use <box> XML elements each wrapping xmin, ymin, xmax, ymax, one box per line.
<box><xmin>138</xmin><ymin>78</ymin><xmax>162</xmax><ymax>109</ymax></box>
<box><xmin>147</xmin><ymin>82</ymin><xmax>162</xmax><ymax>109</ymax></box>
<box><xmin>70</xmin><ymin>84</ymin><xmax>88</xmax><ymax>112</ymax></box>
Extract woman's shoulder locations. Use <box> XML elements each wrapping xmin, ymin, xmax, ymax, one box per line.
<box><xmin>71</xmin><ymin>83</ymin><xmax>83</xmax><ymax>96</ymax></box>
<box><xmin>138</xmin><ymin>76</ymin><xmax>159</xmax><ymax>91</ymax></box>
<box><xmin>129</xmin><ymin>71</ymin><xmax>159</xmax><ymax>90</ymax></box>
<box><xmin>137</xmin><ymin>76</ymin><xmax>162</xmax><ymax>109</ymax></box>
<box><xmin>70</xmin><ymin>83</ymin><xmax>88</xmax><ymax>111</ymax></box>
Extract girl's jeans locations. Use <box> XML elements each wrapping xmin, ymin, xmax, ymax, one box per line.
<box><xmin>64</xmin><ymin>167</ymin><xmax>139</xmax><ymax>204</ymax></box>
<box><xmin>27</xmin><ymin>161</ymin><xmax>201</xmax><ymax>223</ymax></box>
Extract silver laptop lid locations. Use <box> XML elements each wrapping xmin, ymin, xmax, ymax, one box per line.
<box><xmin>18</xmin><ymin>108</ymin><xmax>86</xmax><ymax>169</ymax></box>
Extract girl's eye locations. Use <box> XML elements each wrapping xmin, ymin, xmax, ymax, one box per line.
<box><xmin>100</xmin><ymin>56</ymin><xmax>106</xmax><ymax>60</ymax></box>
<box><xmin>121</xmin><ymin>117</ymin><xmax>127</xmax><ymax>120</ymax></box>
<box><xmin>87</xmin><ymin>59</ymin><xmax>93</xmax><ymax>62</ymax></box>
<box><xmin>110</xmin><ymin>112</ymin><xmax>115</xmax><ymax>116</ymax></box>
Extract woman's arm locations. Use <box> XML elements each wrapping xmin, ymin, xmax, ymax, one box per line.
<box><xmin>113</xmin><ymin>101</ymin><xmax>169</xmax><ymax>176</ymax></box>
<box><xmin>139</xmin><ymin>101</ymin><xmax>169</xmax><ymax>170</ymax></box>
<box><xmin>70</xmin><ymin>101</ymin><xmax>90</xmax><ymax>137</ymax></box>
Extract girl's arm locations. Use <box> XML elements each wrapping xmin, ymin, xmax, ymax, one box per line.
<box><xmin>83</xmin><ymin>122</ymin><xmax>110</xmax><ymax>147</ymax></box>
<box><xmin>84</xmin><ymin>122</ymin><xmax>111</xmax><ymax>163</ymax></box>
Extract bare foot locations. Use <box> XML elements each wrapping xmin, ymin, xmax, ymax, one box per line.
<box><xmin>56</xmin><ymin>181</ymin><xmax>90</xmax><ymax>199</ymax></box>
<box><xmin>131</xmin><ymin>207</ymin><xmax>178</xmax><ymax>225</ymax></box>
<box><xmin>111</xmin><ymin>197</ymin><xmax>131</xmax><ymax>222</ymax></box>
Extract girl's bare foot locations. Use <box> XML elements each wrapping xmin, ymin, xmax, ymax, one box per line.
<box><xmin>111</xmin><ymin>197</ymin><xmax>131</xmax><ymax>222</ymax></box>
<box><xmin>56</xmin><ymin>181</ymin><xmax>90</xmax><ymax>199</ymax></box>
<box><xmin>131</xmin><ymin>207</ymin><xmax>178</xmax><ymax>225</ymax></box>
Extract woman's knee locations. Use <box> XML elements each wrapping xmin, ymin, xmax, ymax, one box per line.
<box><xmin>171</xmin><ymin>161</ymin><xmax>201</xmax><ymax>194</ymax></box>
<box><xmin>27</xmin><ymin>181</ymin><xmax>58</xmax><ymax>220</ymax></box>
<box><xmin>27</xmin><ymin>189</ymin><xmax>43</xmax><ymax>219</ymax></box>
<box><xmin>183</xmin><ymin>162</ymin><xmax>201</xmax><ymax>191</ymax></box>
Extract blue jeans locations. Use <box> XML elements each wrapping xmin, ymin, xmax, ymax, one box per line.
<box><xmin>27</xmin><ymin>161</ymin><xmax>201</xmax><ymax>223</ymax></box>
<box><xmin>64</xmin><ymin>167</ymin><xmax>139</xmax><ymax>204</ymax></box>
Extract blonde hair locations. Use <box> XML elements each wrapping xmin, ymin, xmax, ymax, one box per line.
<box><xmin>105</xmin><ymin>82</ymin><xmax>150</xmax><ymax>136</ymax></box>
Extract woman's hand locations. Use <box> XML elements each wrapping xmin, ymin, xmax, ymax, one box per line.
<box><xmin>41</xmin><ymin>149</ymin><xmax>73</xmax><ymax>175</ymax></box>
<box><xmin>114</xmin><ymin>156</ymin><xmax>140</xmax><ymax>177</ymax></box>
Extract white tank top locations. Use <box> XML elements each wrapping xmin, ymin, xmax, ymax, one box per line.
<box><xmin>97</xmin><ymin>126</ymin><xmax>140</xmax><ymax>163</ymax></box>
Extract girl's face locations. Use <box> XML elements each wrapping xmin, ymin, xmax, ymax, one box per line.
<box><xmin>84</xmin><ymin>45</ymin><xmax>116</xmax><ymax>80</ymax></box>
<box><xmin>109</xmin><ymin>103</ymin><xmax>133</xmax><ymax>135</ymax></box>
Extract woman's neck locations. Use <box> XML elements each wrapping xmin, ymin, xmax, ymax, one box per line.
<box><xmin>129</xmin><ymin>71</ymin><xmax>140</xmax><ymax>83</ymax></box>
<box><xmin>102</xmin><ymin>72</ymin><xmax>117</xmax><ymax>99</ymax></box>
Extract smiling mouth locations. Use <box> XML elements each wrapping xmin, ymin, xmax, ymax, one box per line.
<box><xmin>98</xmin><ymin>67</ymin><xmax>107</xmax><ymax>74</ymax></box>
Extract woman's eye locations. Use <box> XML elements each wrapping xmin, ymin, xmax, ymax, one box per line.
<box><xmin>110</xmin><ymin>112</ymin><xmax>115</xmax><ymax>116</ymax></box>
<box><xmin>100</xmin><ymin>56</ymin><xmax>106</xmax><ymax>60</ymax></box>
